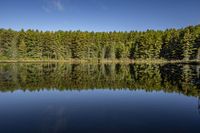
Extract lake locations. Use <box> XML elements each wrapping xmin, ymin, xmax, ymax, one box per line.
<box><xmin>0</xmin><ymin>63</ymin><xmax>200</xmax><ymax>133</ymax></box>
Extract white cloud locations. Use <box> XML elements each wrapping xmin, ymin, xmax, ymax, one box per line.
<box><xmin>52</xmin><ymin>0</ymin><xmax>64</xmax><ymax>11</ymax></box>
<box><xmin>42</xmin><ymin>6</ymin><xmax>51</xmax><ymax>13</ymax></box>
<box><xmin>42</xmin><ymin>0</ymin><xmax>64</xmax><ymax>13</ymax></box>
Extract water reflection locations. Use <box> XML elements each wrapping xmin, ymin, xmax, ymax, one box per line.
<box><xmin>0</xmin><ymin>90</ymin><xmax>200</xmax><ymax>133</ymax></box>
<box><xmin>0</xmin><ymin>63</ymin><xmax>200</xmax><ymax>133</ymax></box>
<box><xmin>198</xmin><ymin>97</ymin><xmax>200</xmax><ymax>114</ymax></box>
<box><xmin>0</xmin><ymin>63</ymin><xmax>200</xmax><ymax>97</ymax></box>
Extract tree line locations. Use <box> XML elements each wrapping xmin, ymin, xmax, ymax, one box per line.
<box><xmin>0</xmin><ymin>63</ymin><xmax>199</xmax><ymax>97</ymax></box>
<box><xmin>0</xmin><ymin>25</ymin><xmax>200</xmax><ymax>60</ymax></box>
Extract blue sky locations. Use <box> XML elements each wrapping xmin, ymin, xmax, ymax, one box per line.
<box><xmin>0</xmin><ymin>0</ymin><xmax>200</xmax><ymax>31</ymax></box>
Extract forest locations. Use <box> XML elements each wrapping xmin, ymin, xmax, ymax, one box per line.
<box><xmin>0</xmin><ymin>25</ymin><xmax>200</xmax><ymax>61</ymax></box>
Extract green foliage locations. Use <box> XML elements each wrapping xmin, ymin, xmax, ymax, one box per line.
<box><xmin>180</xmin><ymin>29</ymin><xmax>195</xmax><ymax>60</ymax></box>
<box><xmin>0</xmin><ymin>25</ymin><xmax>200</xmax><ymax>60</ymax></box>
<box><xmin>18</xmin><ymin>39</ymin><xmax>27</xmax><ymax>58</ymax></box>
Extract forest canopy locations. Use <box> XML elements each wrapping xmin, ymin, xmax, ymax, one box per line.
<box><xmin>0</xmin><ymin>25</ymin><xmax>200</xmax><ymax>61</ymax></box>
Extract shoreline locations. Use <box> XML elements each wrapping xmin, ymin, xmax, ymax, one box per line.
<box><xmin>1</xmin><ymin>59</ymin><xmax>200</xmax><ymax>64</ymax></box>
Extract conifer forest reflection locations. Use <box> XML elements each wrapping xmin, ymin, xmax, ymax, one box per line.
<box><xmin>0</xmin><ymin>63</ymin><xmax>200</xmax><ymax>96</ymax></box>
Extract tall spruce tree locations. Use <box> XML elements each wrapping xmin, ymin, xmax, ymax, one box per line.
<box><xmin>181</xmin><ymin>29</ymin><xmax>194</xmax><ymax>61</ymax></box>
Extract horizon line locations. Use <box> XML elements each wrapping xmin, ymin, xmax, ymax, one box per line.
<box><xmin>1</xmin><ymin>24</ymin><xmax>199</xmax><ymax>33</ymax></box>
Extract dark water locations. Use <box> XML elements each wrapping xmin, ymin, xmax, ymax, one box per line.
<box><xmin>0</xmin><ymin>63</ymin><xmax>200</xmax><ymax>133</ymax></box>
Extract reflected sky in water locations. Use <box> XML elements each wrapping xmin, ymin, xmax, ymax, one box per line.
<box><xmin>0</xmin><ymin>89</ymin><xmax>200</xmax><ymax>133</ymax></box>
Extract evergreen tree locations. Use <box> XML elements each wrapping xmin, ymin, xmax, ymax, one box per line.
<box><xmin>181</xmin><ymin>29</ymin><xmax>194</xmax><ymax>61</ymax></box>
<box><xmin>18</xmin><ymin>39</ymin><xmax>27</xmax><ymax>58</ymax></box>
<box><xmin>0</xmin><ymin>25</ymin><xmax>200</xmax><ymax>61</ymax></box>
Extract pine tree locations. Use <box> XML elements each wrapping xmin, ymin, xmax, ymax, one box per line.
<box><xmin>18</xmin><ymin>39</ymin><xmax>27</xmax><ymax>58</ymax></box>
<box><xmin>0</xmin><ymin>25</ymin><xmax>200</xmax><ymax>61</ymax></box>
<box><xmin>181</xmin><ymin>29</ymin><xmax>194</xmax><ymax>61</ymax></box>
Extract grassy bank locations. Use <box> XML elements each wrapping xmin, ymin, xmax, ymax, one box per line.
<box><xmin>1</xmin><ymin>59</ymin><xmax>200</xmax><ymax>64</ymax></box>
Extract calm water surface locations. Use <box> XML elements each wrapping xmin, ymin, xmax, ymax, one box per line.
<box><xmin>0</xmin><ymin>63</ymin><xmax>200</xmax><ymax>133</ymax></box>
